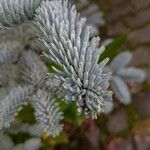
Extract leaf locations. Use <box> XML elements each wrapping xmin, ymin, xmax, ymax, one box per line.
<box><xmin>59</xmin><ymin>101</ymin><xmax>84</xmax><ymax>125</ymax></box>
<box><xmin>98</xmin><ymin>34</ymin><xmax>128</xmax><ymax>63</ymax></box>
<box><xmin>17</xmin><ymin>105</ymin><xmax>36</xmax><ymax>124</ymax></box>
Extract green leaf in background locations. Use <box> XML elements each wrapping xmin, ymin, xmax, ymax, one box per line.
<box><xmin>98</xmin><ymin>34</ymin><xmax>128</xmax><ymax>63</ymax></box>
<box><xmin>17</xmin><ymin>105</ymin><xmax>36</xmax><ymax>124</ymax></box>
<box><xmin>59</xmin><ymin>100</ymin><xmax>84</xmax><ymax>125</ymax></box>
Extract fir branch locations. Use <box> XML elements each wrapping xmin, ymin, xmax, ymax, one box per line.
<box><xmin>107</xmin><ymin>51</ymin><xmax>145</xmax><ymax>104</ymax></box>
<box><xmin>33</xmin><ymin>90</ymin><xmax>64</xmax><ymax>137</ymax></box>
<box><xmin>110</xmin><ymin>51</ymin><xmax>132</xmax><ymax>72</ymax></box>
<box><xmin>111</xmin><ymin>76</ymin><xmax>131</xmax><ymax>104</ymax></box>
<box><xmin>118</xmin><ymin>67</ymin><xmax>145</xmax><ymax>83</ymax></box>
<box><xmin>19</xmin><ymin>51</ymin><xmax>48</xmax><ymax>88</ymax></box>
<box><xmin>0</xmin><ymin>42</ymin><xmax>21</xmax><ymax>66</ymax></box>
<box><xmin>0</xmin><ymin>0</ymin><xmax>44</xmax><ymax>29</ymax></box>
<box><xmin>36</xmin><ymin>0</ymin><xmax>112</xmax><ymax>119</ymax></box>
<box><xmin>0</xmin><ymin>86</ymin><xmax>33</xmax><ymax>129</ymax></box>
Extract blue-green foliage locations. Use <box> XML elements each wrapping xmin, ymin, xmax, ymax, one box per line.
<box><xmin>36</xmin><ymin>0</ymin><xmax>112</xmax><ymax>119</ymax></box>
